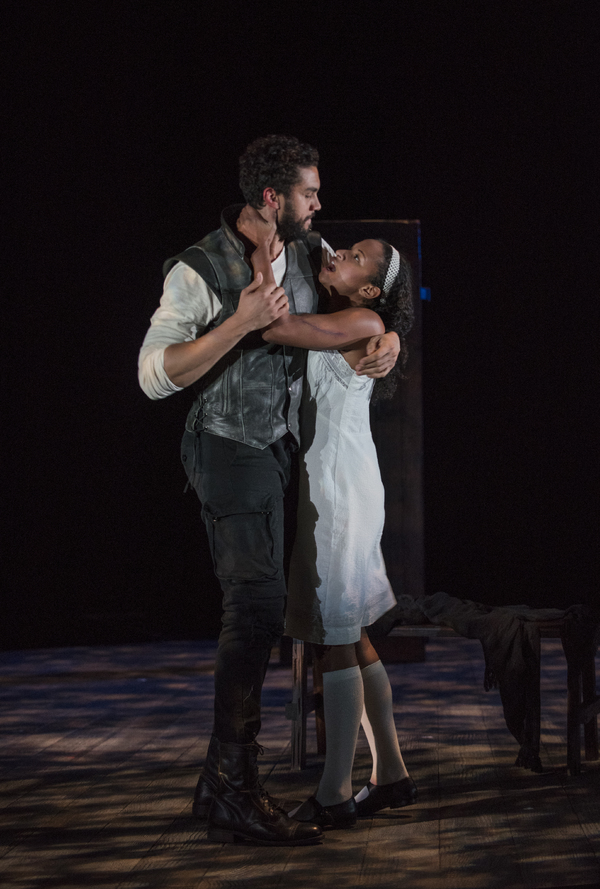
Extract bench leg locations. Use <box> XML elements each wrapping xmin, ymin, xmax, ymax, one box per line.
<box><xmin>582</xmin><ymin>652</ymin><xmax>599</xmax><ymax>762</ymax></box>
<box><xmin>312</xmin><ymin>654</ymin><xmax>326</xmax><ymax>755</ymax></box>
<box><xmin>290</xmin><ymin>639</ymin><xmax>307</xmax><ymax>771</ymax></box>
<box><xmin>566</xmin><ymin>654</ymin><xmax>582</xmax><ymax>777</ymax></box>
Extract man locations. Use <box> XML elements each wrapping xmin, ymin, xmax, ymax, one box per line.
<box><xmin>138</xmin><ymin>135</ymin><xmax>399</xmax><ymax>845</ymax></box>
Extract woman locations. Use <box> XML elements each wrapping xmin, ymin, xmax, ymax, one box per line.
<box><xmin>250</xmin><ymin>222</ymin><xmax>417</xmax><ymax>829</ymax></box>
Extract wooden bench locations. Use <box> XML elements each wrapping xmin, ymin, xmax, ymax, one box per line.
<box><xmin>286</xmin><ymin>620</ymin><xmax>600</xmax><ymax>775</ymax></box>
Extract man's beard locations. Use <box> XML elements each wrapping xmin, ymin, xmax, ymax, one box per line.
<box><xmin>276</xmin><ymin>205</ymin><xmax>313</xmax><ymax>242</ymax></box>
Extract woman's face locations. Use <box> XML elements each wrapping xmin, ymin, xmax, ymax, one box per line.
<box><xmin>319</xmin><ymin>239</ymin><xmax>385</xmax><ymax>304</ymax></box>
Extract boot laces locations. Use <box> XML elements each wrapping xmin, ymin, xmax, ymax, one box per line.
<box><xmin>250</xmin><ymin>742</ymin><xmax>286</xmax><ymax>818</ymax></box>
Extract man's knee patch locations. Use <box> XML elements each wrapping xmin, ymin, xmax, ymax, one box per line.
<box><xmin>221</xmin><ymin>600</ymin><xmax>285</xmax><ymax>649</ymax></box>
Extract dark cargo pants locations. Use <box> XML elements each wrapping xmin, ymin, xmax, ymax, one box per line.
<box><xmin>181</xmin><ymin>429</ymin><xmax>293</xmax><ymax>744</ymax></box>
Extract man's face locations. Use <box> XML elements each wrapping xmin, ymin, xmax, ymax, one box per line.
<box><xmin>276</xmin><ymin>166</ymin><xmax>321</xmax><ymax>241</ymax></box>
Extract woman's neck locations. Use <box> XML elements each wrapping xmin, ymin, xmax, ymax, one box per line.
<box><xmin>322</xmin><ymin>285</ymin><xmax>352</xmax><ymax>313</ymax></box>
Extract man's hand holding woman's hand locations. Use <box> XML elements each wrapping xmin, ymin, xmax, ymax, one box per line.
<box><xmin>355</xmin><ymin>331</ymin><xmax>401</xmax><ymax>378</ymax></box>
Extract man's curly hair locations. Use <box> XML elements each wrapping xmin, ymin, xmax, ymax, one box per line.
<box><xmin>239</xmin><ymin>135</ymin><xmax>319</xmax><ymax>208</ymax></box>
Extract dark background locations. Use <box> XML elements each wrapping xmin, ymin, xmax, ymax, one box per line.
<box><xmin>3</xmin><ymin>1</ymin><xmax>599</xmax><ymax>648</ymax></box>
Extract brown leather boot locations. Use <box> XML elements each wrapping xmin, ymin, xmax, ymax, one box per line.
<box><xmin>193</xmin><ymin>735</ymin><xmax>284</xmax><ymax>819</ymax></box>
<box><xmin>207</xmin><ymin>741</ymin><xmax>322</xmax><ymax>846</ymax></box>
<box><xmin>192</xmin><ymin>734</ymin><xmax>219</xmax><ymax>818</ymax></box>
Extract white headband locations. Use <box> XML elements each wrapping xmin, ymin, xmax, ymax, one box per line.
<box><xmin>383</xmin><ymin>246</ymin><xmax>400</xmax><ymax>295</ymax></box>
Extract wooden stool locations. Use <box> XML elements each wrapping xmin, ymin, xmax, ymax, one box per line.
<box><xmin>286</xmin><ymin>619</ymin><xmax>600</xmax><ymax>775</ymax></box>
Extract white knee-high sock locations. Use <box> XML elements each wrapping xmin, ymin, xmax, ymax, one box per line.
<box><xmin>315</xmin><ymin>665</ymin><xmax>364</xmax><ymax>807</ymax></box>
<box><xmin>360</xmin><ymin>660</ymin><xmax>408</xmax><ymax>785</ymax></box>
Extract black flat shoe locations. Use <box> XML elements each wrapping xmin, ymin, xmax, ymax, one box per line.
<box><xmin>355</xmin><ymin>777</ymin><xmax>418</xmax><ymax>816</ymax></box>
<box><xmin>291</xmin><ymin>795</ymin><xmax>357</xmax><ymax>830</ymax></box>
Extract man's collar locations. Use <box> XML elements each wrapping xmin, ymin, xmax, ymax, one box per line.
<box><xmin>220</xmin><ymin>205</ymin><xmax>248</xmax><ymax>257</ymax></box>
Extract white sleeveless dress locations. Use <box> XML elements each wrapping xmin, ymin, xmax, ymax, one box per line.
<box><xmin>285</xmin><ymin>349</ymin><xmax>396</xmax><ymax>645</ymax></box>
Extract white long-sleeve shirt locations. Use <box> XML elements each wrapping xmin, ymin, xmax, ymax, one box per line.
<box><xmin>138</xmin><ymin>238</ymin><xmax>334</xmax><ymax>400</ymax></box>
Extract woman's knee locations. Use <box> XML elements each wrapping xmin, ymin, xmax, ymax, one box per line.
<box><xmin>355</xmin><ymin>628</ymin><xmax>381</xmax><ymax>669</ymax></box>
<box><xmin>313</xmin><ymin>642</ymin><xmax>358</xmax><ymax>672</ymax></box>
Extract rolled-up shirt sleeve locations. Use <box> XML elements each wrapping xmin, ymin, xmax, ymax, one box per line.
<box><xmin>138</xmin><ymin>262</ymin><xmax>222</xmax><ymax>399</ymax></box>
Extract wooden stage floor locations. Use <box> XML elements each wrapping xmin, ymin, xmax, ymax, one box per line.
<box><xmin>1</xmin><ymin>637</ymin><xmax>599</xmax><ymax>889</ymax></box>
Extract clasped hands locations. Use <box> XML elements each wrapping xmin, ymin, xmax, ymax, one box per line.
<box><xmin>234</xmin><ymin>205</ymin><xmax>288</xmax><ymax>329</ymax></box>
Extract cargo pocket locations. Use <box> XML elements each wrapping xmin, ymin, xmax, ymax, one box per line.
<box><xmin>202</xmin><ymin>496</ymin><xmax>282</xmax><ymax>583</ymax></box>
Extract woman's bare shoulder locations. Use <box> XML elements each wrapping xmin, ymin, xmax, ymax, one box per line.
<box><xmin>334</xmin><ymin>306</ymin><xmax>385</xmax><ymax>334</ymax></box>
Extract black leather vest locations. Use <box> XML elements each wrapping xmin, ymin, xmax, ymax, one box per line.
<box><xmin>164</xmin><ymin>206</ymin><xmax>321</xmax><ymax>449</ymax></box>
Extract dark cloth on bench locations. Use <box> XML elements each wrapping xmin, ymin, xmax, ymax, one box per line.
<box><xmin>370</xmin><ymin>593</ymin><xmax>599</xmax><ymax>772</ymax></box>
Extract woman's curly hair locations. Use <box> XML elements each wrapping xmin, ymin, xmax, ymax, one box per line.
<box><xmin>368</xmin><ymin>240</ymin><xmax>415</xmax><ymax>402</ymax></box>
<box><xmin>239</xmin><ymin>135</ymin><xmax>319</xmax><ymax>208</ymax></box>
